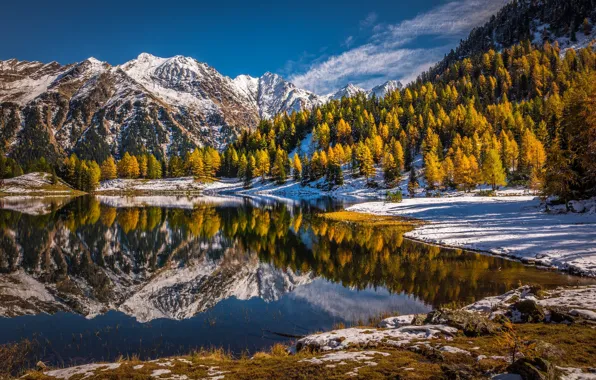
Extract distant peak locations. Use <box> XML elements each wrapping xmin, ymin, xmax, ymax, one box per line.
<box><xmin>137</xmin><ymin>52</ymin><xmax>160</xmax><ymax>61</ymax></box>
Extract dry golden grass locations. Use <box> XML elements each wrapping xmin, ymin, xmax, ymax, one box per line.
<box><xmin>320</xmin><ymin>211</ymin><xmax>423</xmax><ymax>228</ymax></box>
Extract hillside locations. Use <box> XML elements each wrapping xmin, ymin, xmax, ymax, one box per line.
<box><xmin>421</xmin><ymin>0</ymin><xmax>596</xmax><ymax>81</ymax></box>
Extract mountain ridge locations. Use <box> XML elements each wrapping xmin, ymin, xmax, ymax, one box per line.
<box><xmin>0</xmin><ymin>53</ymin><xmax>401</xmax><ymax>164</ymax></box>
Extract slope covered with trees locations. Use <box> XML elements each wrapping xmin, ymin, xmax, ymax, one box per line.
<box><xmin>219</xmin><ymin>38</ymin><xmax>596</xmax><ymax>201</ymax></box>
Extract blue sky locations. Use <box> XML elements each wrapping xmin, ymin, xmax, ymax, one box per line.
<box><xmin>1</xmin><ymin>0</ymin><xmax>508</xmax><ymax>94</ymax></box>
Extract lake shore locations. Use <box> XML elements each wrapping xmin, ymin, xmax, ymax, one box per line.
<box><xmin>20</xmin><ymin>285</ymin><xmax>596</xmax><ymax>380</ymax></box>
<box><xmin>4</xmin><ymin>173</ymin><xmax>596</xmax><ymax>278</ymax></box>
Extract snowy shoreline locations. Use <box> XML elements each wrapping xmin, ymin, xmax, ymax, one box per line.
<box><xmin>347</xmin><ymin>197</ymin><xmax>596</xmax><ymax>277</ymax></box>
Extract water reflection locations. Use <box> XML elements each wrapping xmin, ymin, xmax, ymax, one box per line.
<box><xmin>0</xmin><ymin>195</ymin><xmax>593</xmax><ymax>365</ymax></box>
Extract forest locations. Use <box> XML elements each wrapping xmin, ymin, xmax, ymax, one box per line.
<box><xmin>1</xmin><ymin>39</ymin><xmax>595</xmax><ymax>202</ymax></box>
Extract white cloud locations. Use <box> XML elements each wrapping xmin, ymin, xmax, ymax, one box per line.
<box><xmin>343</xmin><ymin>35</ymin><xmax>354</xmax><ymax>48</ymax></box>
<box><xmin>288</xmin><ymin>0</ymin><xmax>510</xmax><ymax>95</ymax></box>
<box><xmin>360</xmin><ymin>12</ymin><xmax>378</xmax><ymax>30</ymax></box>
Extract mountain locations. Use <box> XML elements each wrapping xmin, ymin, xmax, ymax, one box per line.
<box><xmin>324</xmin><ymin>80</ymin><xmax>403</xmax><ymax>101</ymax></box>
<box><xmin>0</xmin><ymin>54</ymin><xmax>325</xmax><ymax>164</ymax></box>
<box><xmin>422</xmin><ymin>0</ymin><xmax>596</xmax><ymax>81</ymax></box>
<box><xmin>369</xmin><ymin>80</ymin><xmax>404</xmax><ymax>99</ymax></box>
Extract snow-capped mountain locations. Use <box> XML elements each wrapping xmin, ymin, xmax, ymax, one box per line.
<box><xmin>0</xmin><ymin>54</ymin><xmax>326</xmax><ymax>162</ymax></box>
<box><xmin>0</xmin><ymin>53</ymin><xmax>403</xmax><ymax>163</ymax></box>
<box><xmin>327</xmin><ymin>83</ymin><xmax>367</xmax><ymax>101</ymax></box>
<box><xmin>324</xmin><ymin>80</ymin><xmax>403</xmax><ymax>101</ymax></box>
<box><xmin>369</xmin><ymin>80</ymin><xmax>403</xmax><ymax>99</ymax></box>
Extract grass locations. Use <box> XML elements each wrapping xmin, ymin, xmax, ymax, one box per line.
<box><xmin>319</xmin><ymin>211</ymin><xmax>423</xmax><ymax>228</ymax></box>
<box><xmin>17</xmin><ymin>322</ymin><xmax>596</xmax><ymax>379</ymax></box>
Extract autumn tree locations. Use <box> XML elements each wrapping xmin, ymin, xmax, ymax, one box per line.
<box><xmin>100</xmin><ymin>157</ymin><xmax>117</xmax><ymax>181</ymax></box>
<box><xmin>482</xmin><ymin>148</ymin><xmax>507</xmax><ymax>190</ymax></box>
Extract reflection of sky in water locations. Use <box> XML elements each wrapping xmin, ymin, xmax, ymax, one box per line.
<box><xmin>0</xmin><ymin>278</ymin><xmax>423</xmax><ymax>365</ymax></box>
<box><xmin>290</xmin><ymin>279</ymin><xmax>430</xmax><ymax>322</ymax></box>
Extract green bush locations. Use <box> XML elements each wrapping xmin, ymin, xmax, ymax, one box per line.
<box><xmin>386</xmin><ymin>191</ymin><xmax>403</xmax><ymax>203</ymax></box>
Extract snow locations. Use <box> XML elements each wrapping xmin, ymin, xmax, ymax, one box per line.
<box><xmin>0</xmin><ymin>172</ymin><xmax>73</xmax><ymax>194</ymax></box>
<box><xmin>0</xmin><ymin>195</ymin><xmax>74</xmax><ymax>215</ymax></box>
<box><xmin>295</xmin><ymin>324</ymin><xmax>457</xmax><ymax>352</ymax></box>
<box><xmin>465</xmin><ymin>286</ymin><xmax>596</xmax><ymax>319</ymax></box>
<box><xmin>377</xmin><ymin>315</ymin><xmax>417</xmax><ymax>328</ymax></box>
<box><xmin>300</xmin><ymin>350</ymin><xmax>389</xmax><ymax>365</ymax></box>
<box><xmin>347</xmin><ymin>196</ymin><xmax>596</xmax><ymax>277</ymax></box>
<box><xmin>44</xmin><ymin>363</ymin><xmax>121</xmax><ymax>379</ymax></box>
<box><xmin>97</xmin><ymin>195</ymin><xmax>243</xmax><ymax>209</ymax></box>
<box><xmin>439</xmin><ymin>346</ymin><xmax>471</xmax><ymax>355</ymax></box>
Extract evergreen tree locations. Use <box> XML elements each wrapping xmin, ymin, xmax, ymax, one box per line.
<box><xmin>407</xmin><ymin>166</ymin><xmax>419</xmax><ymax>197</ymax></box>
<box><xmin>544</xmin><ymin>136</ymin><xmax>575</xmax><ymax>202</ymax></box>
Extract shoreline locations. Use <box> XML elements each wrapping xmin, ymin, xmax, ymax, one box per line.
<box><xmin>3</xmin><ymin>175</ymin><xmax>596</xmax><ymax>278</ymax></box>
<box><xmin>17</xmin><ymin>285</ymin><xmax>596</xmax><ymax>379</ymax></box>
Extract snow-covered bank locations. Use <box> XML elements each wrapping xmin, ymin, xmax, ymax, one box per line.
<box><xmin>0</xmin><ymin>172</ymin><xmax>78</xmax><ymax>195</ymax></box>
<box><xmin>97</xmin><ymin>177</ymin><xmax>239</xmax><ymax>193</ymax></box>
<box><xmin>347</xmin><ymin>197</ymin><xmax>596</xmax><ymax>277</ymax></box>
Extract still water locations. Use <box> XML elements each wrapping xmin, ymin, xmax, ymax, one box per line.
<box><xmin>0</xmin><ymin>195</ymin><xmax>593</xmax><ymax>368</ymax></box>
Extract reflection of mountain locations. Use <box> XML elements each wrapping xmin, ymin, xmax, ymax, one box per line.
<box><xmin>0</xmin><ymin>198</ymin><xmax>313</xmax><ymax>320</ymax></box>
<box><xmin>121</xmin><ymin>252</ymin><xmax>312</xmax><ymax>322</ymax></box>
<box><xmin>1</xmin><ymin>196</ymin><xmax>590</xmax><ymax>321</ymax></box>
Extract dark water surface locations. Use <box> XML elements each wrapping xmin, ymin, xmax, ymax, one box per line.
<box><xmin>0</xmin><ymin>195</ymin><xmax>593</xmax><ymax>368</ymax></box>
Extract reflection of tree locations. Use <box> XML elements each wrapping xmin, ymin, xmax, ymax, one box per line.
<box><xmin>0</xmin><ymin>198</ymin><xmax>587</xmax><ymax>314</ymax></box>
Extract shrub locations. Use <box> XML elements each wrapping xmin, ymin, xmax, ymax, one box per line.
<box><xmin>386</xmin><ymin>191</ymin><xmax>403</xmax><ymax>203</ymax></box>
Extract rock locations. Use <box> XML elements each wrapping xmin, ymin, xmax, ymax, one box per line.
<box><xmin>547</xmin><ymin>308</ymin><xmax>575</xmax><ymax>324</ymax></box>
<box><xmin>568</xmin><ymin>200</ymin><xmax>585</xmax><ymax>213</ymax></box>
<box><xmin>378</xmin><ymin>314</ymin><xmax>416</xmax><ymax>328</ymax></box>
<box><xmin>411</xmin><ymin>313</ymin><xmax>428</xmax><ymax>326</ymax></box>
<box><xmin>547</xmin><ymin>204</ymin><xmax>567</xmax><ymax>214</ymax></box>
<box><xmin>569</xmin><ymin>309</ymin><xmax>596</xmax><ymax>321</ymax></box>
<box><xmin>511</xmin><ymin>300</ymin><xmax>545</xmax><ymax>323</ymax></box>
<box><xmin>533</xmin><ymin>341</ymin><xmax>564</xmax><ymax>360</ymax></box>
<box><xmin>36</xmin><ymin>361</ymin><xmax>47</xmax><ymax>370</ymax></box>
<box><xmin>507</xmin><ymin>358</ymin><xmax>557</xmax><ymax>380</ymax></box>
<box><xmin>425</xmin><ymin>309</ymin><xmax>502</xmax><ymax>336</ymax></box>
<box><xmin>441</xmin><ymin>363</ymin><xmax>480</xmax><ymax>379</ymax></box>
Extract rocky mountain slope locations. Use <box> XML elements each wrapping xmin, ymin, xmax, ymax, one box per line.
<box><xmin>0</xmin><ymin>53</ymin><xmax>401</xmax><ymax>165</ymax></box>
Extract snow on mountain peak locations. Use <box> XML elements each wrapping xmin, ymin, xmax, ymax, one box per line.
<box><xmin>369</xmin><ymin>80</ymin><xmax>403</xmax><ymax>98</ymax></box>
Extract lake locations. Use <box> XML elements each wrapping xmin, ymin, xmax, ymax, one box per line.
<box><xmin>0</xmin><ymin>195</ymin><xmax>593</xmax><ymax>369</ymax></box>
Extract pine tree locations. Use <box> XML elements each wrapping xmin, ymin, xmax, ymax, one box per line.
<box><xmin>271</xmin><ymin>148</ymin><xmax>287</xmax><ymax>184</ymax></box>
<box><xmin>168</xmin><ymin>156</ymin><xmax>185</xmax><ymax>178</ymax></box>
<box><xmin>544</xmin><ymin>136</ymin><xmax>575</xmax><ymax>202</ymax></box>
<box><xmin>356</xmin><ymin>144</ymin><xmax>375</xmax><ymax>182</ymax></box>
<box><xmin>407</xmin><ymin>166</ymin><xmax>419</xmax><ymax>197</ymax></box>
<box><xmin>147</xmin><ymin>154</ymin><xmax>162</xmax><ymax>179</ymax></box>
<box><xmin>138</xmin><ymin>155</ymin><xmax>148</xmax><ymax>178</ymax></box>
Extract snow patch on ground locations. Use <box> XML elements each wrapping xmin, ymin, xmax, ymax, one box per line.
<box><xmin>295</xmin><ymin>325</ymin><xmax>457</xmax><ymax>352</ymax></box>
<box><xmin>44</xmin><ymin>363</ymin><xmax>121</xmax><ymax>379</ymax></box>
<box><xmin>0</xmin><ymin>172</ymin><xmax>73</xmax><ymax>194</ymax></box>
<box><xmin>465</xmin><ymin>286</ymin><xmax>596</xmax><ymax>319</ymax></box>
<box><xmin>347</xmin><ymin>197</ymin><xmax>596</xmax><ymax>277</ymax></box>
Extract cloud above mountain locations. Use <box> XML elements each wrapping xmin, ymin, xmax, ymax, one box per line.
<box><xmin>289</xmin><ymin>0</ymin><xmax>509</xmax><ymax>95</ymax></box>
